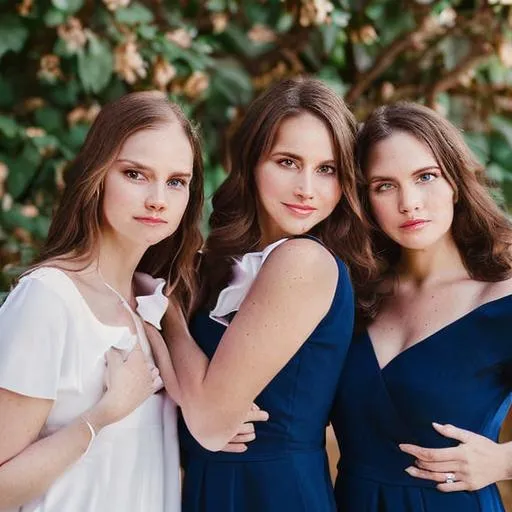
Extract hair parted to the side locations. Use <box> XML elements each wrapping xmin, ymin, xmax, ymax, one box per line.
<box><xmin>36</xmin><ymin>90</ymin><xmax>204</xmax><ymax>315</ymax></box>
<box><xmin>356</xmin><ymin>101</ymin><xmax>512</xmax><ymax>323</ymax></box>
<box><xmin>198</xmin><ymin>76</ymin><xmax>378</xmax><ymax>317</ymax></box>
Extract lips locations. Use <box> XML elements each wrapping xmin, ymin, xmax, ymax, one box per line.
<box><xmin>282</xmin><ymin>203</ymin><xmax>317</xmax><ymax>216</ymax></box>
<box><xmin>399</xmin><ymin>219</ymin><xmax>430</xmax><ymax>229</ymax></box>
<box><xmin>134</xmin><ymin>216</ymin><xmax>168</xmax><ymax>226</ymax></box>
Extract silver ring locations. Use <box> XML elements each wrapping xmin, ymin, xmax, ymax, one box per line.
<box><xmin>445</xmin><ymin>472</ymin><xmax>456</xmax><ymax>484</ymax></box>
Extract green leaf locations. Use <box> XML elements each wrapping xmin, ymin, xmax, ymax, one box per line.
<box><xmin>51</xmin><ymin>0</ymin><xmax>84</xmax><ymax>14</ymax></box>
<box><xmin>46</xmin><ymin>79</ymin><xmax>81</xmax><ymax>107</ymax></box>
<box><xmin>6</xmin><ymin>143</ymin><xmax>43</xmax><ymax>199</ymax></box>
<box><xmin>0</xmin><ymin>115</ymin><xmax>19</xmax><ymax>139</ymax></box>
<box><xmin>77</xmin><ymin>36</ymin><xmax>113</xmax><ymax>94</ymax></box>
<box><xmin>0</xmin><ymin>15</ymin><xmax>29</xmax><ymax>60</ymax></box>
<box><xmin>137</xmin><ymin>24</ymin><xmax>158</xmax><ymax>40</ymax></box>
<box><xmin>44</xmin><ymin>7</ymin><xmax>68</xmax><ymax>26</ymax></box>
<box><xmin>0</xmin><ymin>75</ymin><xmax>15</xmax><ymax>108</ymax></box>
<box><xmin>320</xmin><ymin>23</ymin><xmax>339</xmax><ymax>54</ymax></box>
<box><xmin>211</xmin><ymin>61</ymin><xmax>253</xmax><ymax>105</ymax></box>
<box><xmin>115</xmin><ymin>2</ymin><xmax>155</xmax><ymax>25</ymax></box>
<box><xmin>463</xmin><ymin>132</ymin><xmax>489</xmax><ymax>165</ymax></box>
<box><xmin>490</xmin><ymin>115</ymin><xmax>512</xmax><ymax>149</ymax></box>
<box><xmin>34</xmin><ymin>106</ymin><xmax>65</xmax><ymax>134</ymax></box>
<box><xmin>489</xmin><ymin>132</ymin><xmax>512</xmax><ymax>171</ymax></box>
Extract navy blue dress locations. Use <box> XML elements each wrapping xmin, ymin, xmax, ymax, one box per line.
<box><xmin>179</xmin><ymin>250</ymin><xmax>354</xmax><ymax>512</ymax></box>
<box><xmin>332</xmin><ymin>294</ymin><xmax>512</xmax><ymax>511</ymax></box>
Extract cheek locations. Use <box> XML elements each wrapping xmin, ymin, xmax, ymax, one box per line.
<box><xmin>369</xmin><ymin>195</ymin><xmax>393</xmax><ymax>227</ymax></box>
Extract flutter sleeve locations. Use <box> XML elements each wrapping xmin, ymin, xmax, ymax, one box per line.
<box><xmin>0</xmin><ymin>276</ymin><xmax>68</xmax><ymax>400</ymax></box>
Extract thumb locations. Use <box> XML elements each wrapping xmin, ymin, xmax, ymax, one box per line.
<box><xmin>106</xmin><ymin>347</ymin><xmax>124</xmax><ymax>368</ymax></box>
<box><xmin>432</xmin><ymin>422</ymin><xmax>475</xmax><ymax>443</ymax></box>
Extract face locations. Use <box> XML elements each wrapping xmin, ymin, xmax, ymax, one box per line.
<box><xmin>254</xmin><ymin>112</ymin><xmax>342</xmax><ymax>245</ymax></box>
<box><xmin>366</xmin><ymin>131</ymin><xmax>455</xmax><ymax>251</ymax></box>
<box><xmin>101</xmin><ymin>121</ymin><xmax>194</xmax><ymax>249</ymax></box>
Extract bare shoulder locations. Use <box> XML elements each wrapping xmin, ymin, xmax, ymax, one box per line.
<box><xmin>480</xmin><ymin>276</ymin><xmax>512</xmax><ymax>304</ymax></box>
<box><xmin>262</xmin><ymin>237</ymin><xmax>339</xmax><ymax>285</ymax></box>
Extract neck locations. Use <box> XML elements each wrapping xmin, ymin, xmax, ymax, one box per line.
<box><xmin>396</xmin><ymin>233</ymin><xmax>468</xmax><ymax>288</ymax></box>
<box><xmin>95</xmin><ymin>232</ymin><xmax>148</xmax><ymax>299</ymax></box>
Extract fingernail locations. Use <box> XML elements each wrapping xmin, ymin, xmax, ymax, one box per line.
<box><xmin>405</xmin><ymin>466</ymin><xmax>416</xmax><ymax>474</ymax></box>
<box><xmin>433</xmin><ymin>422</ymin><xmax>442</xmax><ymax>427</ymax></box>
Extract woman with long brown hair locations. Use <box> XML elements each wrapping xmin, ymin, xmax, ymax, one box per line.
<box><xmin>0</xmin><ymin>91</ymin><xmax>204</xmax><ymax>512</ymax></box>
<box><xmin>149</xmin><ymin>77</ymin><xmax>376</xmax><ymax>511</ymax></box>
<box><xmin>331</xmin><ymin>102</ymin><xmax>512</xmax><ymax>512</ymax></box>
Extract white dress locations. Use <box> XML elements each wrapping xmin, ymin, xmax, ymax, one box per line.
<box><xmin>0</xmin><ymin>267</ymin><xmax>180</xmax><ymax>512</ymax></box>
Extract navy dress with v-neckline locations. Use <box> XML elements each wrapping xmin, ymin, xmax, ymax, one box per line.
<box><xmin>331</xmin><ymin>294</ymin><xmax>512</xmax><ymax>511</ymax></box>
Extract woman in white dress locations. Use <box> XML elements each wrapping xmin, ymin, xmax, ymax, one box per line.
<box><xmin>0</xmin><ymin>91</ymin><xmax>205</xmax><ymax>512</ymax></box>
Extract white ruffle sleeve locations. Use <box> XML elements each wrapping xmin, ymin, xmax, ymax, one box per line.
<box><xmin>209</xmin><ymin>238</ymin><xmax>287</xmax><ymax>326</ymax></box>
<box><xmin>0</xmin><ymin>277</ymin><xmax>68</xmax><ymax>400</ymax></box>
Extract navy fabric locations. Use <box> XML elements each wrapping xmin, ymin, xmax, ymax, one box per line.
<box><xmin>179</xmin><ymin>246</ymin><xmax>354</xmax><ymax>512</ymax></box>
<box><xmin>332</xmin><ymin>294</ymin><xmax>512</xmax><ymax>512</ymax></box>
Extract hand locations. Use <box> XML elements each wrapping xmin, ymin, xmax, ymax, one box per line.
<box><xmin>399</xmin><ymin>422</ymin><xmax>512</xmax><ymax>492</ymax></box>
<box><xmin>221</xmin><ymin>404</ymin><xmax>269</xmax><ymax>453</ymax></box>
<box><xmin>89</xmin><ymin>344</ymin><xmax>162</xmax><ymax>429</ymax></box>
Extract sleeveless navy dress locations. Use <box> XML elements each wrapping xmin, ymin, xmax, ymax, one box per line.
<box><xmin>179</xmin><ymin>246</ymin><xmax>354</xmax><ymax>512</ymax></box>
<box><xmin>331</xmin><ymin>294</ymin><xmax>512</xmax><ymax>511</ymax></box>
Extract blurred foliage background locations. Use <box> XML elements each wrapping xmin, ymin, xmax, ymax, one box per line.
<box><xmin>1</xmin><ymin>0</ymin><xmax>512</xmax><ymax>505</ymax></box>
<box><xmin>0</xmin><ymin>0</ymin><xmax>511</xmax><ymax>296</ymax></box>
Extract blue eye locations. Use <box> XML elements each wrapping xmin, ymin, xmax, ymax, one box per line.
<box><xmin>168</xmin><ymin>178</ymin><xmax>187</xmax><ymax>189</ymax></box>
<box><xmin>417</xmin><ymin>172</ymin><xmax>436</xmax><ymax>183</ymax></box>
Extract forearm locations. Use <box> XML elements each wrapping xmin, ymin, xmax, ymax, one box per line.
<box><xmin>163</xmin><ymin>315</ymin><xmax>237</xmax><ymax>450</ymax></box>
<box><xmin>0</xmin><ymin>407</ymin><xmax>108</xmax><ymax>508</ymax></box>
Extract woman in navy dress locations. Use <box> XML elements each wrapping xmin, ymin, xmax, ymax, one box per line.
<box><xmin>149</xmin><ymin>77</ymin><xmax>376</xmax><ymax>511</ymax></box>
<box><xmin>331</xmin><ymin>102</ymin><xmax>512</xmax><ymax>511</ymax></box>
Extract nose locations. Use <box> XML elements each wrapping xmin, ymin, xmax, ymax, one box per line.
<box><xmin>145</xmin><ymin>183</ymin><xmax>167</xmax><ymax>211</ymax></box>
<box><xmin>398</xmin><ymin>184</ymin><xmax>422</xmax><ymax>213</ymax></box>
<box><xmin>294</xmin><ymin>171</ymin><xmax>314</xmax><ymax>200</ymax></box>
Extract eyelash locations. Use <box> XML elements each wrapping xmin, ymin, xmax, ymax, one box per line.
<box><xmin>123</xmin><ymin>170</ymin><xmax>188</xmax><ymax>189</ymax></box>
<box><xmin>373</xmin><ymin>172</ymin><xmax>438</xmax><ymax>193</ymax></box>
<box><xmin>277</xmin><ymin>159</ymin><xmax>336</xmax><ymax>175</ymax></box>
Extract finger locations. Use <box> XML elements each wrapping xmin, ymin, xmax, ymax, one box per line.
<box><xmin>415</xmin><ymin>460</ymin><xmax>461</xmax><ymax>473</ymax></box>
<box><xmin>245</xmin><ymin>409</ymin><xmax>269</xmax><ymax>423</ymax></box>
<box><xmin>432</xmin><ymin>422</ymin><xmax>476</xmax><ymax>444</ymax></box>
<box><xmin>236</xmin><ymin>422</ymin><xmax>255</xmax><ymax>435</ymax></box>
<box><xmin>221</xmin><ymin>443</ymin><xmax>248</xmax><ymax>453</ymax></box>
<box><xmin>106</xmin><ymin>348</ymin><xmax>124</xmax><ymax>368</ymax></box>
<box><xmin>399</xmin><ymin>444</ymin><xmax>460</xmax><ymax>462</ymax></box>
<box><xmin>229</xmin><ymin>433</ymin><xmax>256</xmax><ymax>444</ymax></box>
<box><xmin>405</xmin><ymin>466</ymin><xmax>458</xmax><ymax>483</ymax></box>
<box><xmin>153</xmin><ymin>376</ymin><xmax>164</xmax><ymax>392</ymax></box>
<box><xmin>251</xmin><ymin>403</ymin><xmax>260</xmax><ymax>410</ymax></box>
<box><xmin>437</xmin><ymin>481</ymin><xmax>468</xmax><ymax>493</ymax></box>
<box><xmin>151</xmin><ymin>367</ymin><xmax>160</xmax><ymax>379</ymax></box>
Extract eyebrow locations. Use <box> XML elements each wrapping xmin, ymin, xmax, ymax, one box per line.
<box><xmin>116</xmin><ymin>159</ymin><xmax>193</xmax><ymax>177</ymax></box>
<box><xmin>369</xmin><ymin>165</ymin><xmax>441</xmax><ymax>183</ymax></box>
<box><xmin>270</xmin><ymin>151</ymin><xmax>336</xmax><ymax>166</ymax></box>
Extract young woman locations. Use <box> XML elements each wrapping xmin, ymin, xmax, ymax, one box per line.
<box><xmin>0</xmin><ymin>91</ymin><xmax>205</xmax><ymax>512</ymax></box>
<box><xmin>148</xmin><ymin>77</ymin><xmax>376</xmax><ymax>511</ymax></box>
<box><xmin>331</xmin><ymin>102</ymin><xmax>512</xmax><ymax>512</ymax></box>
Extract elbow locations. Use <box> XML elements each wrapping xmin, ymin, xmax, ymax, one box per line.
<box><xmin>181</xmin><ymin>407</ymin><xmax>234</xmax><ymax>452</ymax></box>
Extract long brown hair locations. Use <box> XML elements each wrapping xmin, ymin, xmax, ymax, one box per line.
<box><xmin>199</xmin><ymin>77</ymin><xmax>377</xmax><ymax>316</ymax></box>
<box><xmin>356</xmin><ymin>102</ymin><xmax>512</xmax><ymax>322</ymax></box>
<box><xmin>37</xmin><ymin>90</ymin><xmax>204</xmax><ymax>315</ymax></box>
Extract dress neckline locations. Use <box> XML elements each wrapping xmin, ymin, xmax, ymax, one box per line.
<box><xmin>366</xmin><ymin>292</ymin><xmax>512</xmax><ymax>372</ymax></box>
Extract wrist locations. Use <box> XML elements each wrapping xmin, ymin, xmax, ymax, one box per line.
<box><xmin>84</xmin><ymin>401</ymin><xmax>114</xmax><ymax>432</ymax></box>
<box><xmin>502</xmin><ymin>441</ymin><xmax>512</xmax><ymax>480</ymax></box>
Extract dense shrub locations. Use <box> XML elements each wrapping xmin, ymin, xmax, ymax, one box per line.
<box><xmin>0</xmin><ymin>0</ymin><xmax>511</xmax><ymax>297</ymax></box>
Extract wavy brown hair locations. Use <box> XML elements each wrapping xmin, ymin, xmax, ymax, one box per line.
<box><xmin>198</xmin><ymin>77</ymin><xmax>377</xmax><ymax>316</ymax></box>
<box><xmin>36</xmin><ymin>91</ymin><xmax>204</xmax><ymax>315</ymax></box>
<box><xmin>356</xmin><ymin>102</ymin><xmax>512</xmax><ymax>323</ymax></box>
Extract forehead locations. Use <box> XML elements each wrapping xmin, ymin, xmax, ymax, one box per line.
<box><xmin>117</xmin><ymin>122</ymin><xmax>193</xmax><ymax>170</ymax></box>
<box><xmin>366</xmin><ymin>131</ymin><xmax>437</xmax><ymax>177</ymax></box>
<box><xmin>271</xmin><ymin>112</ymin><xmax>335</xmax><ymax>158</ymax></box>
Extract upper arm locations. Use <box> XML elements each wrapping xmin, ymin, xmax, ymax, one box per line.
<box><xmin>187</xmin><ymin>239</ymin><xmax>339</xmax><ymax>446</ymax></box>
<box><xmin>0</xmin><ymin>389</ymin><xmax>53</xmax><ymax>466</ymax></box>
